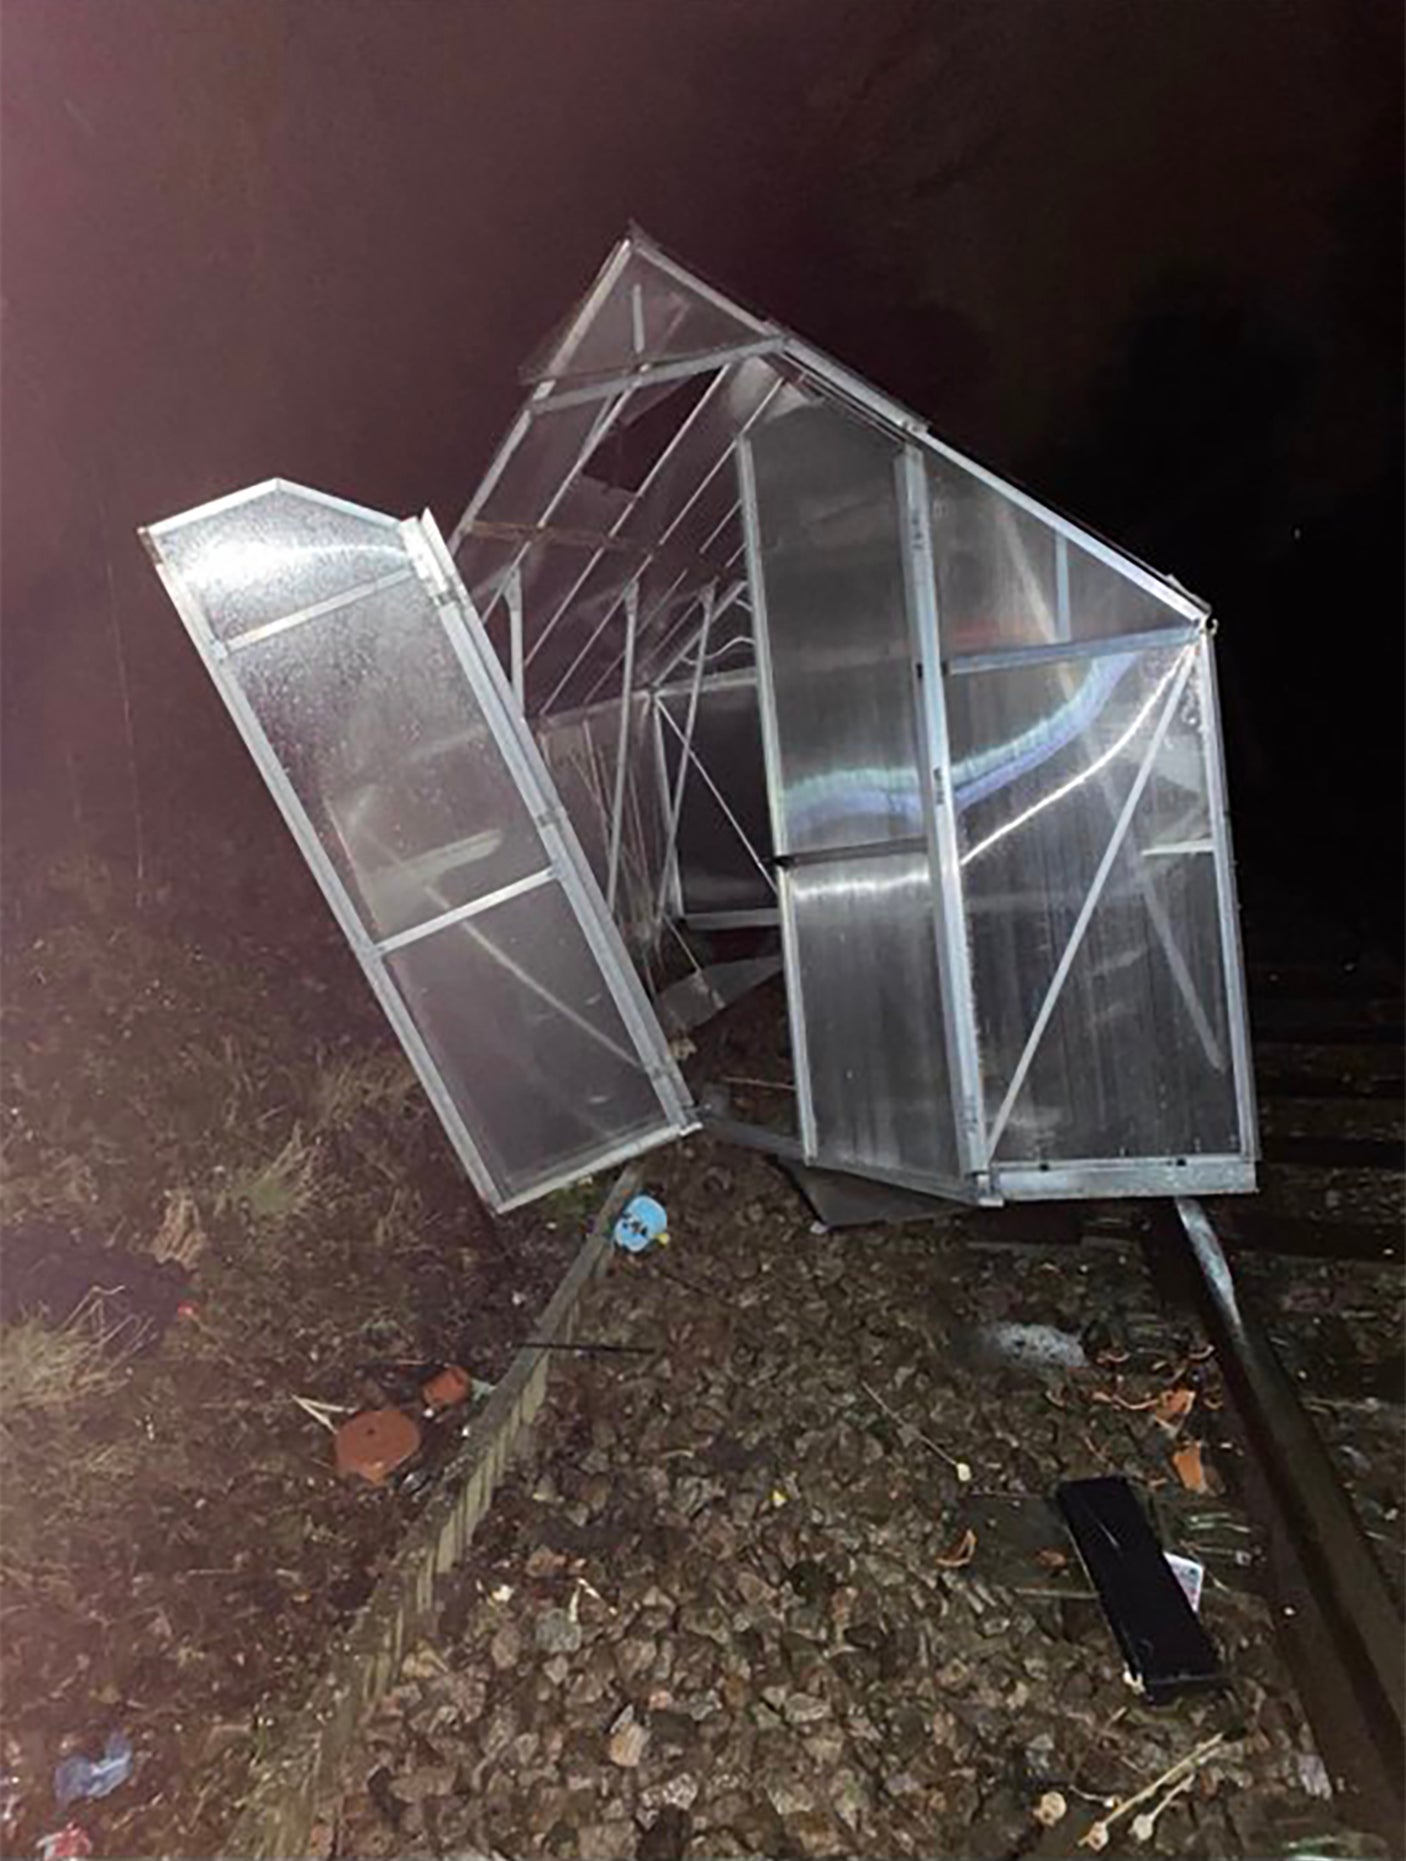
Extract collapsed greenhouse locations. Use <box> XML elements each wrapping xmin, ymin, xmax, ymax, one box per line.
<box><xmin>141</xmin><ymin>230</ymin><xmax>1258</xmax><ymax>1213</ymax></box>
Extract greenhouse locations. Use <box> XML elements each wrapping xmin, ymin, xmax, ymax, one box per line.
<box><xmin>142</xmin><ymin>230</ymin><xmax>1258</xmax><ymax>1212</ymax></box>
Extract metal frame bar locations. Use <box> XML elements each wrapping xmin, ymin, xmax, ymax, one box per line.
<box><xmin>374</xmin><ymin>867</ymin><xmax>554</xmax><ymax>956</ymax></box>
<box><xmin>530</xmin><ymin>339</ymin><xmax>785</xmax><ymax>411</ymax></box>
<box><xmin>655</xmin><ymin>583</ymin><xmax>714</xmax><ymax>922</ymax></box>
<box><xmin>143</xmin><ymin>475</ymin><xmax>404</xmax><ymax>542</ymax></box>
<box><xmin>993</xmin><ymin>1157</ymin><xmax>1256</xmax><ymax>1199</ymax></box>
<box><xmin>946</xmin><ymin>623</ymin><xmax>1200</xmax><ymax>678</ymax></box>
<box><xmin>505</xmin><ymin>566</ymin><xmax>525</xmax><ymax>705</ymax></box>
<box><xmin>221</xmin><ymin>568</ymin><xmax>417</xmax><ymax>655</ymax></box>
<box><xmin>984</xmin><ymin>647</ymin><xmax>1197</xmax><ymax>1160</ymax></box>
<box><xmin>605</xmin><ymin>580</ymin><xmax>640</xmax><ymax>914</ymax></box>
<box><xmin>898</xmin><ymin>445</ymin><xmax>990</xmax><ymax>1182</ymax></box>
<box><xmin>1196</xmin><ymin>632</ymin><xmax>1260</xmax><ymax>1161</ymax></box>
<box><xmin>776</xmin><ymin>872</ymin><xmax>819</xmax><ymax>1156</ymax></box>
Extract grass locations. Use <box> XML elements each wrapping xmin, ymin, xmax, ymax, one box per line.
<box><xmin>309</xmin><ymin>1048</ymin><xmax>420</xmax><ymax>1131</ymax></box>
<box><xmin>0</xmin><ymin>1298</ymin><xmax>129</xmax><ymax>1417</ymax></box>
<box><xmin>215</xmin><ymin>1126</ymin><xmax>322</xmax><ymax>1227</ymax></box>
<box><xmin>150</xmin><ymin>1186</ymin><xmax>206</xmax><ymax>1267</ymax></box>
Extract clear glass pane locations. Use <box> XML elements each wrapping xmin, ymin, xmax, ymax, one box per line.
<box><xmin>237</xmin><ymin>577</ymin><xmax>544</xmax><ymax>941</ymax></box>
<box><xmin>750</xmin><ymin>402</ymin><xmax>923</xmax><ymax>856</ymax></box>
<box><xmin>156</xmin><ymin>484</ymin><xmax>407</xmax><ymax>643</ymax></box>
<box><xmin>387</xmin><ymin>881</ymin><xmax>666</xmax><ymax>1197</ymax></box>
<box><xmin>788</xmin><ymin>850</ymin><xmax>959</xmax><ymax>1181</ymax></box>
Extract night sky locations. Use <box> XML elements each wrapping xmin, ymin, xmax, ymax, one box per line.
<box><xmin>3</xmin><ymin>0</ymin><xmax>1401</xmax><ymax>939</ymax></box>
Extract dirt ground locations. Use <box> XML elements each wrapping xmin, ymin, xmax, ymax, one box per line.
<box><xmin>324</xmin><ymin>1132</ymin><xmax>1380</xmax><ymax>1861</ymax></box>
<box><xmin>0</xmin><ymin>856</ymin><xmax>584</xmax><ymax>1858</ymax></box>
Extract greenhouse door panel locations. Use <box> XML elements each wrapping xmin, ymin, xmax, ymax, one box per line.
<box><xmin>142</xmin><ymin>481</ymin><xmax>695</xmax><ymax>1212</ymax></box>
<box><xmin>740</xmin><ymin>410</ymin><xmax>974</xmax><ymax>1198</ymax></box>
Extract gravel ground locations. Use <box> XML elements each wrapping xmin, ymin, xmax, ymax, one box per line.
<box><xmin>323</xmin><ymin>1137</ymin><xmax>1370</xmax><ymax>1860</ymax></box>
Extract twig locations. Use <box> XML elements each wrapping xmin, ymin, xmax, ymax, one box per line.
<box><xmin>1078</xmin><ymin>1732</ymin><xmax>1225</xmax><ymax>1850</ymax></box>
<box><xmin>860</xmin><ymin>1380</ymin><xmax>973</xmax><ymax>1482</ymax></box>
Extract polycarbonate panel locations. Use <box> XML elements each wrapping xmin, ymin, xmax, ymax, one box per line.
<box><xmin>928</xmin><ymin>455</ymin><xmax>1192</xmax><ymax>653</ymax></box>
<box><xmin>239</xmin><ymin>577</ymin><xmax>543</xmax><ymax>940</ymax></box>
<box><xmin>990</xmin><ymin>667</ymin><xmax>1239</xmax><ymax>1162</ymax></box>
<box><xmin>387</xmin><ymin>881</ymin><xmax>667</xmax><ymax>1197</ymax></box>
<box><xmin>749</xmin><ymin>402</ymin><xmax>924</xmax><ymax>856</ymax></box>
<box><xmin>658</xmin><ymin>678</ymin><xmax>774</xmax><ymax>917</ymax></box>
<box><xmin>786</xmin><ymin>851</ymin><xmax>960</xmax><ymax>1182</ymax></box>
<box><xmin>531</xmin><ymin>244</ymin><xmax>769</xmax><ymax>385</ymax></box>
<box><xmin>150</xmin><ymin>483</ymin><xmax>407</xmax><ymax>644</ymax></box>
<box><xmin>143</xmin><ymin>485</ymin><xmax>691</xmax><ymax>1213</ymax></box>
<box><xmin>946</xmin><ymin>639</ymin><xmax>1236</xmax><ymax>1160</ymax></box>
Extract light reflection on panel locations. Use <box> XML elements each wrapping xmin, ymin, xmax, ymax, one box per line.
<box><xmin>239</xmin><ymin>578</ymin><xmax>543</xmax><ymax>941</ymax></box>
<box><xmin>152</xmin><ymin>484</ymin><xmax>407</xmax><ymax>644</ymax></box>
<box><xmin>387</xmin><ymin>882</ymin><xmax>665</xmax><ymax>1198</ymax></box>
<box><xmin>750</xmin><ymin>403</ymin><xmax>924</xmax><ymax>856</ymax></box>
<box><xmin>787</xmin><ymin>852</ymin><xmax>959</xmax><ymax>1182</ymax></box>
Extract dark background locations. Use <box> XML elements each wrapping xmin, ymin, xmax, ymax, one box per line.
<box><xmin>2</xmin><ymin>0</ymin><xmax>1401</xmax><ymax>949</ymax></box>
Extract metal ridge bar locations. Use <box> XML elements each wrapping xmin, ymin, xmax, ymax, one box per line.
<box><xmin>947</xmin><ymin>623</ymin><xmax>1202</xmax><ymax>677</ymax></box>
<box><xmin>373</xmin><ymin>868</ymin><xmax>555</xmax><ymax>956</ymax></box>
<box><xmin>144</xmin><ymin>476</ymin><xmax>401</xmax><ymax>540</ymax></box>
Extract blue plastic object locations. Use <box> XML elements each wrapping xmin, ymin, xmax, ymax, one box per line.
<box><xmin>613</xmin><ymin>1194</ymin><xmax>668</xmax><ymax>1254</ymax></box>
<box><xmin>53</xmin><ymin>1731</ymin><xmax>132</xmax><ymax>1809</ymax></box>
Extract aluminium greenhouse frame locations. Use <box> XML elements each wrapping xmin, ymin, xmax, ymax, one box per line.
<box><xmin>142</xmin><ymin>228</ymin><xmax>1257</xmax><ymax>1213</ymax></box>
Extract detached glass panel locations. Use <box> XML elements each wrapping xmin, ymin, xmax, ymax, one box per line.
<box><xmin>657</xmin><ymin>676</ymin><xmax>774</xmax><ymax>920</ymax></box>
<box><xmin>142</xmin><ymin>482</ymin><xmax>693</xmax><ymax>1211</ymax></box>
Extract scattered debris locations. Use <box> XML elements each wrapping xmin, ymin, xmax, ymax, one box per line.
<box><xmin>613</xmin><ymin>1195</ymin><xmax>669</xmax><ymax>1255</ymax></box>
<box><xmin>53</xmin><ymin>1730</ymin><xmax>133</xmax><ymax>1808</ymax></box>
<box><xmin>421</xmin><ymin>1364</ymin><xmax>474</xmax><ymax>1412</ymax></box>
<box><xmin>860</xmin><ymin>1380</ymin><xmax>973</xmax><ymax>1482</ymax></box>
<box><xmin>1171</xmin><ymin>1438</ymin><xmax>1213</xmax><ymax>1493</ymax></box>
<box><xmin>36</xmin><ymin>1825</ymin><xmax>93</xmax><ymax>1861</ymax></box>
<box><xmin>1057</xmin><ymin>1478</ymin><xmax>1222</xmax><ymax>1701</ymax></box>
<box><xmin>1164</xmin><ymin>1551</ymin><xmax>1205</xmax><ymax>1614</ymax></box>
<box><xmin>976</xmin><ymin>1322</ymin><xmax>1088</xmax><ymax>1372</ymax></box>
<box><xmin>933</xmin><ymin>1527</ymin><xmax>978</xmax><ymax>1569</ymax></box>
<box><xmin>606</xmin><ymin>1705</ymin><xmax>649</xmax><ymax>1768</ymax></box>
<box><xmin>1077</xmin><ymin>1732</ymin><xmax>1226</xmax><ymax>1851</ymax></box>
<box><xmin>1033</xmin><ymin>1790</ymin><xmax>1068</xmax><ymax>1827</ymax></box>
<box><xmin>333</xmin><ymin>1409</ymin><xmax>423</xmax><ymax>1485</ymax></box>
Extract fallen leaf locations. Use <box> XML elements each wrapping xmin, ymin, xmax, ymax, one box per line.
<box><xmin>1153</xmin><ymin>1387</ymin><xmax>1196</xmax><ymax>1429</ymax></box>
<box><xmin>1171</xmin><ymin>1440</ymin><xmax>1211</xmax><ymax>1494</ymax></box>
<box><xmin>933</xmin><ymin>1527</ymin><xmax>977</xmax><ymax>1569</ymax></box>
<box><xmin>1035</xmin><ymin>1547</ymin><xmax>1068</xmax><ymax>1571</ymax></box>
